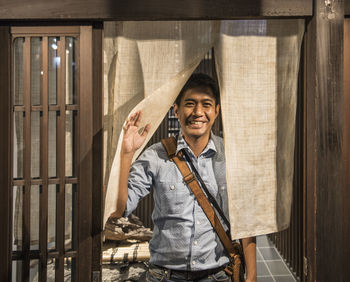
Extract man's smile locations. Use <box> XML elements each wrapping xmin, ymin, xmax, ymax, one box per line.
<box><xmin>187</xmin><ymin>120</ymin><xmax>208</xmax><ymax>128</ymax></box>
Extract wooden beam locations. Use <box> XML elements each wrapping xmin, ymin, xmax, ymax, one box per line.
<box><xmin>11</xmin><ymin>26</ymin><xmax>80</xmax><ymax>37</ymax></box>
<box><xmin>77</xmin><ymin>25</ymin><xmax>92</xmax><ymax>282</ymax></box>
<box><xmin>343</xmin><ymin>18</ymin><xmax>350</xmax><ymax>282</ymax></box>
<box><xmin>0</xmin><ymin>25</ymin><xmax>11</xmax><ymax>282</ymax></box>
<box><xmin>91</xmin><ymin>23</ymin><xmax>103</xmax><ymax>280</ymax></box>
<box><xmin>345</xmin><ymin>0</ymin><xmax>350</xmax><ymax>16</ymax></box>
<box><xmin>23</xmin><ymin>35</ymin><xmax>31</xmax><ymax>281</ymax></box>
<box><xmin>0</xmin><ymin>0</ymin><xmax>312</xmax><ymax>20</ymax></box>
<box><xmin>305</xmin><ymin>0</ymin><xmax>344</xmax><ymax>281</ymax></box>
<box><xmin>39</xmin><ymin>36</ymin><xmax>49</xmax><ymax>282</ymax></box>
<box><xmin>56</xmin><ymin>34</ymin><xmax>66</xmax><ymax>282</ymax></box>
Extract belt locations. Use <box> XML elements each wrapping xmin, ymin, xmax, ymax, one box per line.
<box><xmin>150</xmin><ymin>264</ymin><xmax>227</xmax><ymax>280</ymax></box>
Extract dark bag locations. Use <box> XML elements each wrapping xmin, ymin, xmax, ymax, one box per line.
<box><xmin>161</xmin><ymin>137</ymin><xmax>245</xmax><ymax>282</ymax></box>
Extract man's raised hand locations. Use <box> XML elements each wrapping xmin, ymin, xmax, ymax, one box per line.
<box><xmin>112</xmin><ymin>111</ymin><xmax>150</xmax><ymax>219</ymax></box>
<box><xmin>121</xmin><ymin>111</ymin><xmax>151</xmax><ymax>155</ymax></box>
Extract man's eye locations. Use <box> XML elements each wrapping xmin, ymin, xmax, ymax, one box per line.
<box><xmin>185</xmin><ymin>103</ymin><xmax>195</xmax><ymax>106</ymax></box>
<box><xmin>203</xmin><ymin>103</ymin><xmax>212</xmax><ymax>107</ymax></box>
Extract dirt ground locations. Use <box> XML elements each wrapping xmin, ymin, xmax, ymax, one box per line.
<box><xmin>40</xmin><ymin>260</ymin><xmax>148</xmax><ymax>281</ymax></box>
<box><xmin>102</xmin><ymin>262</ymin><xmax>149</xmax><ymax>281</ymax></box>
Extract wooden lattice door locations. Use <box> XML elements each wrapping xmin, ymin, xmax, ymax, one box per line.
<box><xmin>5</xmin><ymin>25</ymin><xmax>102</xmax><ymax>282</ymax></box>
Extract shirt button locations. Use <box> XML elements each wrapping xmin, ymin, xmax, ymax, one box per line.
<box><xmin>221</xmin><ymin>185</ymin><xmax>225</xmax><ymax>190</ymax></box>
<box><xmin>196</xmin><ymin>220</ymin><xmax>200</xmax><ymax>224</ymax></box>
<box><xmin>170</xmin><ymin>185</ymin><xmax>175</xmax><ymax>190</ymax></box>
<box><xmin>192</xmin><ymin>261</ymin><xmax>196</xmax><ymax>265</ymax></box>
<box><xmin>194</xmin><ymin>240</ymin><xmax>198</xmax><ymax>245</ymax></box>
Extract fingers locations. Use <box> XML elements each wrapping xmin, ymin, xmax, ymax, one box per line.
<box><xmin>123</xmin><ymin>111</ymin><xmax>140</xmax><ymax>131</ymax></box>
<box><xmin>128</xmin><ymin>111</ymin><xmax>141</xmax><ymax>126</ymax></box>
<box><xmin>129</xmin><ymin>111</ymin><xmax>140</xmax><ymax>124</ymax></box>
<box><xmin>123</xmin><ymin>111</ymin><xmax>149</xmax><ymax>136</ymax></box>
<box><xmin>122</xmin><ymin>122</ymin><xmax>129</xmax><ymax>132</ymax></box>
<box><xmin>140</xmin><ymin>123</ymin><xmax>151</xmax><ymax>137</ymax></box>
<box><xmin>134</xmin><ymin>111</ymin><xmax>142</xmax><ymax>127</ymax></box>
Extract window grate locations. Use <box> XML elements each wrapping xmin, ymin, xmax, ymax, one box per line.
<box><xmin>12</xmin><ymin>32</ymin><xmax>79</xmax><ymax>282</ymax></box>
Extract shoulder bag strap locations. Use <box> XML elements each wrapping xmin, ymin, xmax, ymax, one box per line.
<box><xmin>161</xmin><ymin>137</ymin><xmax>235</xmax><ymax>258</ymax></box>
<box><xmin>181</xmin><ymin>148</ymin><xmax>231</xmax><ymax>234</ymax></box>
<box><xmin>161</xmin><ymin>137</ymin><xmax>231</xmax><ymax>232</ymax></box>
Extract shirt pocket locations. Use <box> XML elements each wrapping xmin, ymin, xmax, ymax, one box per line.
<box><xmin>158</xmin><ymin>181</ymin><xmax>189</xmax><ymax>215</ymax></box>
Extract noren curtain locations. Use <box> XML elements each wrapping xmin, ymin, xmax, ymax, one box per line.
<box><xmin>103</xmin><ymin>20</ymin><xmax>304</xmax><ymax>238</ymax></box>
<box><xmin>215</xmin><ymin>20</ymin><xmax>304</xmax><ymax>238</ymax></box>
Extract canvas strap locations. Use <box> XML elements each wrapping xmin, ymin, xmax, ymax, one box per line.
<box><xmin>161</xmin><ymin>136</ymin><xmax>242</xmax><ymax>279</ymax></box>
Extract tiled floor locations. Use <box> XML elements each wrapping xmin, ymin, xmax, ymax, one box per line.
<box><xmin>256</xmin><ymin>235</ymin><xmax>298</xmax><ymax>282</ymax></box>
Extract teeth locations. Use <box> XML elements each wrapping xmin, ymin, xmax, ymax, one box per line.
<box><xmin>190</xmin><ymin>121</ymin><xmax>204</xmax><ymax>124</ymax></box>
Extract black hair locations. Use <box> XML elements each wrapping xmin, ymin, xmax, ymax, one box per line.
<box><xmin>175</xmin><ymin>73</ymin><xmax>220</xmax><ymax>106</ymax></box>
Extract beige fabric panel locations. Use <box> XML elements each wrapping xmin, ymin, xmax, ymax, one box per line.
<box><xmin>215</xmin><ymin>20</ymin><xmax>304</xmax><ymax>239</ymax></box>
<box><xmin>103</xmin><ymin>21</ymin><xmax>219</xmax><ymax>225</ymax></box>
<box><xmin>103</xmin><ymin>20</ymin><xmax>304</xmax><ymax>236</ymax></box>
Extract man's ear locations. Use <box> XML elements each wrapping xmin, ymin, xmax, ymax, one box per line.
<box><xmin>215</xmin><ymin>104</ymin><xmax>220</xmax><ymax>118</ymax></box>
<box><xmin>173</xmin><ymin>104</ymin><xmax>179</xmax><ymax>118</ymax></box>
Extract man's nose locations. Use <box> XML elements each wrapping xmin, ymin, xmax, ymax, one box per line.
<box><xmin>193</xmin><ymin>104</ymin><xmax>204</xmax><ymax>116</ymax></box>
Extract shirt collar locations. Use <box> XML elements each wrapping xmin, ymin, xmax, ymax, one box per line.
<box><xmin>176</xmin><ymin>131</ymin><xmax>217</xmax><ymax>157</ymax></box>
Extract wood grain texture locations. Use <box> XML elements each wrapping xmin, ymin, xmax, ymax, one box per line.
<box><xmin>0</xmin><ymin>25</ymin><xmax>11</xmax><ymax>282</ymax></box>
<box><xmin>11</xmin><ymin>26</ymin><xmax>80</xmax><ymax>36</ymax></box>
<box><xmin>91</xmin><ymin>23</ymin><xmax>103</xmax><ymax>278</ymax></box>
<box><xmin>345</xmin><ymin>0</ymin><xmax>350</xmax><ymax>16</ymax></box>
<box><xmin>39</xmin><ymin>36</ymin><xmax>48</xmax><ymax>282</ymax></box>
<box><xmin>302</xmin><ymin>41</ymin><xmax>308</xmax><ymax>282</ymax></box>
<box><xmin>0</xmin><ymin>0</ymin><xmax>312</xmax><ymax>20</ymax></box>
<box><xmin>77</xmin><ymin>25</ymin><xmax>92</xmax><ymax>282</ymax></box>
<box><xmin>56</xmin><ymin>35</ymin><xmax>66</xmax><ymax>282</ymax></box>
<box><xmin>343</xmin><ymin>18</ymin><xmax>350</xmax><ymax>282</ymax></box>
<box><xmin>23</xmin><ymin>36</ymin><xmax>31</xmax><ymax>281</ymax></box>
<box><xmin>304</xmin><ymin>22</ymin><xmax>317</xmax><ymax>281</ymax></box>
<box><xmin>305</xmin><ymin>0</ymin><xmax>344</xmax><ymax>281</ymax></box>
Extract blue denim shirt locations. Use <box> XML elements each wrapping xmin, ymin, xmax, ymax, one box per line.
<box><xmin>124</xmin><ymin>133</ymin><xmax>230</xmax><ymax>271</ymax></box>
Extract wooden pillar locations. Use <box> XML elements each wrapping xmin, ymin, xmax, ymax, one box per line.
<box><xmin>91</xmin><ymin>22</ymin><xmax>104</xmax><ymax>281</ymax></box>
<box><xmin>77</xmin><ymin>25</ymin><xmax>93</xmax><ymax>282</ymax></box>
<box><xmin>305</xmin><ymin>0</ymin><xmax>344</xmax><ymax>281</ymax></box>
<box><xmin>0</xmin><ymin>25</ymin><xmax>11</xmax><ymax>282</ymax></box>
<box><xmin>343</xmin><ymin>17</ymin><xmax>350</xmax><ymax>282</ymax></box>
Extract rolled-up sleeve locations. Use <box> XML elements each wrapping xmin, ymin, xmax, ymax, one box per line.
<box><xmin>123</xmin><ymin>145</ymin><xmax>158</xmax><ymax>217</ymax></box>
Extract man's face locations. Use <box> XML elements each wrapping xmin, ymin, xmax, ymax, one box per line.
<box><xmin>174</xmin><ymin>87</ymin><xmax>220</xmax><ymax>140</ymax></box>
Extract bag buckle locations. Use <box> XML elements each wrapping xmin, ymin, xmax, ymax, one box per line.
<box><xmin>224</xmin><ymin>264</ymin><xmax>233</xmax><ymax>276</ymax></box>
<box><xmin>183</xmin><ymin>172</ymin><xmax>195</xmax><ymax>184</ymax></box>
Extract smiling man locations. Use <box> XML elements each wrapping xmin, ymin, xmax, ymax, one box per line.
<box><xmin>111</xmin><ymin>73</ymin><xmax>257</xmax><ymax>282</ymax></box>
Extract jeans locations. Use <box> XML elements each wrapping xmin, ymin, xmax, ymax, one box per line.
<box><xmin>144</xmin><ymin>264</ymin><xmax>231</xmax><ymax>282</ymax></box>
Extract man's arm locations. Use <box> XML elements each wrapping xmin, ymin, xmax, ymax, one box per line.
<box><xmin>110</xmin><ymin>111</ymin><xmax>150</xmax><ymax>218</ymax></box>
<box><xmin>242</xmin><ymin>236</ymin><xmax>257</xmax><ymax>282</ymax></box>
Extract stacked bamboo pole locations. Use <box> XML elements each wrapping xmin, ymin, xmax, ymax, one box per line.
<box><xmin>102</xmin><ymin>241</ymin><xmax>150</xmax><ymax>263</ymax></box>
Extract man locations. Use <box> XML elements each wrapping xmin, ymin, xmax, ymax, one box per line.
<box><xmin>111</xmin><ymin>74</ymin><xmax>257</xmax><ymax>281</ymax></box>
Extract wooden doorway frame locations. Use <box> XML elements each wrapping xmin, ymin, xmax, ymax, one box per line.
<box><xmin>0</xmin><ymin>25</ymin><xmax>12</xmax><ymax>282</ymax></box>
<box><xmin>0</xmin><ymin>0</ymin><xmax>350</xmax><ymax>281</ymax></box>
<box><xmin>0</xmin><ymin>24</ymin><xmax>103</xmax><ymax>282</ymax></box>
